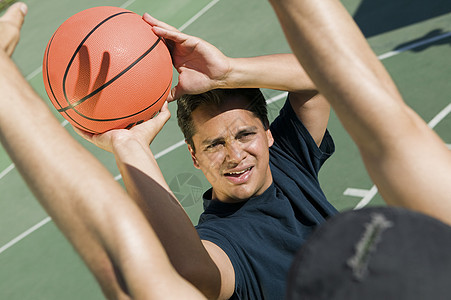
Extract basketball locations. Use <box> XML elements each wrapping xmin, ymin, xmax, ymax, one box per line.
<box><xmin>42</xmin><ymin>6</ymin><xmax>173</xmax><ymax>134</ymax></box>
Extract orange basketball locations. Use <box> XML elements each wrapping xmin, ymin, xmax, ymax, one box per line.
<box><xmin>43</xmin><ymin>6</ymin><xmax>172</xmax><ymax>134</ymax></box>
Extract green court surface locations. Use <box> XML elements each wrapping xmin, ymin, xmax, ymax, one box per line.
<box><xmin>0</xmin><ymin>0</ymin><xmax>450</xmax><ymax>298</ymax></box>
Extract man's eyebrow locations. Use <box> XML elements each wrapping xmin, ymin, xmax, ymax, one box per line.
<box><xmin>201</xmin><ymin>126</ymin><xmax>259</xmax><ymax>145</ymax></box>
<box><xmin>236</xmin><ymin>126</ymin><xmax>258</xmax><ymax>134</ymax></box>
<box><xmin>201</xmin><ymin>136</ymin><xmax>224</xmax><ymax>146</ymax></box>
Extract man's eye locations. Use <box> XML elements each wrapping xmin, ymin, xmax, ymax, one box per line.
<box><xmin>206</xmin><ymin>142</ymin><xmax>223</xmax><ymax>150</ymax></box>
<box><xmin>238</xmin><ymin>132</ymin><xmax>256</xmax><ymax>140</ymax></box>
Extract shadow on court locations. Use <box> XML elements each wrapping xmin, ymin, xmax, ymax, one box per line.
<box><xmin>353</xmin><ymin>0</ymin><xmax>451</xmax><ymax>38</ymax></box>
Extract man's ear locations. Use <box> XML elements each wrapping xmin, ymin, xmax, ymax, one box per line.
<box><xmin>187</xmin><ymin>143</ymin><xmax>200</xmax><ymax>169</ymax></box>
<box><xmin>266</xmin><ymin>128</ymin><xmax>274</xmax><ymax>147</ymax></box>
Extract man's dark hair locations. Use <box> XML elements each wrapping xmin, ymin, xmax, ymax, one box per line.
<box><xmin>177</xmin><ymin>88</ymin><xmax>269</xmax><ymax>152</ymax></box>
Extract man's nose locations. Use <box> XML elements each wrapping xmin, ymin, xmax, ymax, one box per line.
<box><xmin>225</xmin><ymin>140</ymin><xmax>243</xmax><ymax>163</ymax></box>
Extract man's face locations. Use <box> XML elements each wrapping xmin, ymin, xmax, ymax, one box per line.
<box><xmin>188</xmin><ymin>96</ymin><xmax>274</xmax><ymax>203</ymax></box>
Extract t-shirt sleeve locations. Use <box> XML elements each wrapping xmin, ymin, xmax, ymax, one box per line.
<box><xmin>269</xmin><ymin>97</ymin><xmax>334</xmax><ymax>176</ymax></box>
<box><xmin>196</xmin><ymin>223</ymin><xmax>248</xmax><ymax>299</ymax></box>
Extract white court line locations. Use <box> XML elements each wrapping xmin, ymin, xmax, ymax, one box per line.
<box><xmin>178</xmin><ymin>0</ymin><xmax>220</xmax><ymax>32</ymax></box>
<box><xmin>0</xmin><ymin>163</ymin><xmax>15</xmax><ymax>180</ymax></box>
<box><xmin>353</xmin><ymin>186</ymin><xmax>379</xmax><ymax>210</ymax></box>
<box><xmin>344</xmin><ymin>187</ymin><xmax>373</xmax><ymax>198</ymax></box>
<box><xmin>378</xmin><ymin>32</ymin><xmax>451</xmax><ymax>60</ymax></box>
<box><xmin>25</xmin><ymin>66</ymin><xmax>42</xmax><ymax>81</ymax></box>
<box><xmin>120</xmin><ymin>0</ymin><xmax>136</xmax><ymax>9</ymax></box>
<box><xmin>0</xmin><ymin>217</ymin><xmax>51</xmax><ymax>255</ymax></box>
<box><xmin>427</xmin><ymin>103</ymin><xmax>451</xmax><ymax>129</ymax></box>
<box><xmin>353</xmin><ymin>102</ymin><xmax>451</xmax><ymax>209</ymax></box>
<box><xmin>267</xmin><ymin>92</ymin><xmax>288</xmax><ymax>105</ymax></box>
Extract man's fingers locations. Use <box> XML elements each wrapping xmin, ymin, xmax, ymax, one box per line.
<box><xmin>142</xmin><ymin>13</ymin><xmax>179</xmax><ymax>32</ymax></box>
<box><xmin>151</xmin><ymin>25</ymin><xmax>190</xmax><ymax>45</ymax></box>
<box><xmin>156</xmin><ymin>101</ymin><xmax>171</xmax><ymax>124</ymax></box>
<box><xmin>73</xmin><ymin>126</ymin><xmax>94</xmax><ymax>141</ymax></box>
<box><xmin>1</xmin><ymin>2</ymin><xmax>27</xmax><ymax>28</ymax></box>
<box><xmin>166</xmin><ymin>86</ymin><xmax>180</xmax><ymax>103</ymax></box>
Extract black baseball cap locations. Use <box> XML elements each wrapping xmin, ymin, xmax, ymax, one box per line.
<box><xmin>286</xmin><ymin>206</ymin><xmax>451</xmax><ymax>300</ymax></box>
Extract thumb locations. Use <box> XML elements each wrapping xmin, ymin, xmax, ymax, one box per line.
<box><xmin>2</xmin><ymin>2</ymin><xmax>27</xmax><ymax>28</ymax></box>
<box><xmin>166</xmin><ymin>85</ymin><xmax>182</xmax><ymax>102</ymax></box>
<box><xmin>155</xmin><ymin>101</ymin><xmax>171</xmax><ymax>124</ymax></box>
<box><xmin>1</xmin><ymin>2</ymin><xmax>27</xmax><ymax>55</ymax></box>
<box><xmin>149</xmin><ymin>101</ymin><xmax>171</xmax><ymax>134</ymax></box>
<box><xmin>136</xmin><ymin>101</ymin><xmax>171</xmax><ymax>145</ymax></box>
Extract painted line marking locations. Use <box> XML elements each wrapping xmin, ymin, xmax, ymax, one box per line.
<box><xmin>343</xmin><ymin>187</ymin><xmax>372</xmax><ymax>198</ymax></box>
<box><xmin>350</xmin><ymin>102</ymin><xmax>451</xmax><ymax>209</ymax></box>
<box><xmin>120</xmin><ymin>0</ymin><xmax>136</xmax><ymax>9</ymax></box>
<box><xmin>178</xmin><ymin>0</ymin><xmax>220</xmax><ymax>32</ymax></box>
<box><xmin>0</xmin><ymin>217</ymin><xmax>52</xmax><ymax>255</ymax></box>
<box><xmin>25</xmin><ymin>66</ymin><xmax>42</xmax><ymax>81</ymax></box>
<box><xmin>0</xmin><ymin>163</ymin><xmax>15</xmax><ymax>180</ymax></box>
<box><xmin>353</xmin><ymin>186</ymin><xmax>379</xmax><ymax>210</ymax></box>
<box><xmin>427</xmin><ymin>103</ymin><xmax>451</xmax><ymax>129</ymax></box>
<box><xmin>377</xmin><ymin>31</ymin><xmax>451</xmax><ymax>60</ymax></box>
<box><xmin>267</xmin><ymin>92</ymin><xmax>288</xmax><ymax>105</ymax></box>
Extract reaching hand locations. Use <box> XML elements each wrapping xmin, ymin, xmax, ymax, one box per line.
<box><xmin>143</xmin><ymin>13</ymin><xmax>231</xmax><ymax>102</ymax></box>
<box><xmin>74</xmin><ymin>101</ymin><xmax>171</xmax><ymax>153</ymax></box>
<box><xmin>0</xmin><ymin>2</ymin><xmax>27</xmax><ymax>56</ymax></box>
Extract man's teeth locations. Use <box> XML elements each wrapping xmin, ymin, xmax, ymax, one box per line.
<box><xmin>226</xmin><ymin>167</ymin><xmax>251</xmax><ymax>175</ymax></box>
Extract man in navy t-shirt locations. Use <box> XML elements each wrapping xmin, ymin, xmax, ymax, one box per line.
<box><xmin>194</xmin><ymin>97</ymin><xmax>337</xmax><ymax>299</ymax></box>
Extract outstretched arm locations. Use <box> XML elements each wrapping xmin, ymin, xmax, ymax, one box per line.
<box><xmin>0</xmin><ymin>4</ymin><xmax>204</xmax><ymax>299</ymax></box>
<box><xmin>269</xmin><ymin>0</ymin><xmax>451</xmax><ymax>224</ymax></box>
<box><xmin>75</xmin><ymin>106</ymin><xmax>223</xmax><ymax>299</ymax></box>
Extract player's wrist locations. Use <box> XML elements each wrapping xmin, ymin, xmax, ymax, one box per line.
<box><xmin>216</xmin><ymin>57</ymin><xmax>245</xmax><ymax>89</ymax></box>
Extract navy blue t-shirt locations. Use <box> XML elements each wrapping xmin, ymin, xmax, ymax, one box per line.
<box><xmin>196</xmin><ymin>98</ymin><xmax>338</xmax><ymax>299</ymax></box>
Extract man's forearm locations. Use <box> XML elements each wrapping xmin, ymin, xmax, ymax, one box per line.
<box><xmin>223</xmin><ymin>53</ymin><xmax>317</xmax><ymax>92</ymax></box>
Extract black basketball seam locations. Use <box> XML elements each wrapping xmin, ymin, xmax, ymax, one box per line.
<box><xmin>61</xmin><ymin>11</ymin><xmax>132</xmax><ymax>109</ymax></box>
<box><xmin>58</xmin><ymin>36</ymin><xmax>163</xmax><ymax>113</ymax></box>
<box><xmin>45</xmin><ymin>33</ymin><xmax>101</xmax><ymax>133</ymax></box>
<box><xmin>64</xmin><ymin>79</ymin><xmax>171</xmax><ymax>122</ymax></box>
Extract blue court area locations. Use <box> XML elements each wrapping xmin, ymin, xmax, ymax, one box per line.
<box><xmin>0</xmin><ymin>0</ymin><xmax>450</xmax><ymax>298</ymax></box>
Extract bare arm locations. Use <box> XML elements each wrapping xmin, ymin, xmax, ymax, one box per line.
<box><xmin>0</xmin><ymin>4</ymin><xmax>204</xmax><ymax>299</ymax></box>
<box><xmin>269</xmin><ymin>0</ymin><xmax>451</xmax><ymax>224</ymax></box>
<box><xmin>75</xmin><ymin>105</ymin><xmax>224</xmax><ymax>299</ymax></box>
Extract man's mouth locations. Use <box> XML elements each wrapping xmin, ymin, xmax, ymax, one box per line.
<box><xmin>224</xmin><ymin>166</ymin><xmax>253</xmax><ymax>177</ymax></box>
<box><xmin>223</xmin><ymin>166</ymin><xmax>254</xmax><ymax>184</ymax></box>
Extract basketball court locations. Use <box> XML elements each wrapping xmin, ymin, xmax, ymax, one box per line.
<box><xmin>0</xmin><ymin>0</ymin><xmax>450</xmax><ymax>298</ymax></box>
